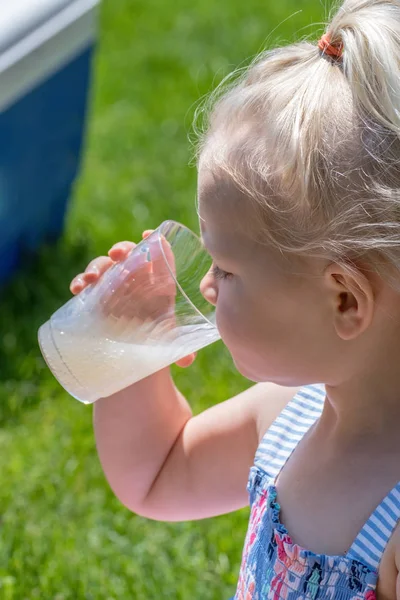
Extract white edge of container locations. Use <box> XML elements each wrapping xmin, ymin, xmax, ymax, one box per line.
<box><xmin>0</xmin><ymin>0</ymin><xmax>100</xmax><ymax>113</ymax></box>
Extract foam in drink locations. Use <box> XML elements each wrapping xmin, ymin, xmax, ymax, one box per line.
<box><xmin>38</xmin><ymin>315</ymin><xmax>219</xmax><ymax>404</ymax></box>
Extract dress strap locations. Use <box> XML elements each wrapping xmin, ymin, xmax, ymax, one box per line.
<box><xmin>347</xmin><ymin>481</ymin><xmax>400</xmax><ymax>572</ymax></box>
<box><xmin>254</xmin><ymin>384</ymin><xmax>325</xmax><ymax>483</ymax></box>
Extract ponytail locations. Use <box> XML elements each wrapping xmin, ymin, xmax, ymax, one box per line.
<box><xmin>198</xmin><ymin>0</ymin><xmax>400</xmax><ymax>290</ymax></box>
<box><xmin>330</xmin><ymin>0</ymin><xmax>400</xmax><ymax>133</ymax></box>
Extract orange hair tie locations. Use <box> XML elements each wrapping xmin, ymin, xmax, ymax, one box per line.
<box><xmin>318</xmin><ymin>33</ymin><xmax>343</xmax><ymax>59</ymax></box>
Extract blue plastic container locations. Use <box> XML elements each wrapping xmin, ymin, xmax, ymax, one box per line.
<box><xmin>0</xmin><ymin>0</ymin><xmax>99</xmax><ymax>284</ymax></box>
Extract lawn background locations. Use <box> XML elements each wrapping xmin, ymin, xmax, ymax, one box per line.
<box><xmin>0</xmin><ymin>0</ymin><xmax>327</xmax><ymax>597</ymax></box>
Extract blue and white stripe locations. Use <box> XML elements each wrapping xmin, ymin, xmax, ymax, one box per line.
<box><xmin>253</xmin><ymin>383</ymin><xmax>400</xmax><ymax>572</ymax></box>
<box><xmin>348</xmin><ymin>483</ymin><xmax>400</xmax><ymax>571</ymax></box>
<box><xmin>254</xmin><ymin>384</ymin><xmax>325</xmax><ymax>479</ymax></box>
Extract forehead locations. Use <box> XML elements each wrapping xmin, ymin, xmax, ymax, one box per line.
<box><xmin>197</xmin><ymin>167</ymin><xmax>310</xmax><ymax>276</ymax></box>
<box><xmin>198</xmin><ymin>168</ymin><xmax>238</xmax><ymax>220</ymax></box>
<box><xmin>197</xmin><ymin>168</ymin><xmax>257</xmax><ymax>261</ymax></box>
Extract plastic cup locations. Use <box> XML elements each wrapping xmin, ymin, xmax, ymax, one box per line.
<box><xmin>38</xmin><ymin>220</ymin><xmax>220</xmax><ymax>404</ymax></box>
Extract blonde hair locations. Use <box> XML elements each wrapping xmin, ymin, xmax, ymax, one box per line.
<box><xmin>197</xmin><ymin>0</ymin><xmax>400</xmax><ymax>288</ymax></box>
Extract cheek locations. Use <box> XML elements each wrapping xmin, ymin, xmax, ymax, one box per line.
<box><xmin>215</xmin><ymin>279</ymin><xmax>295</xmax><ymax>361</ymax></box>
<box><xmin>215</xmin><ymin>281</ymin><xmax>256</xmax><ymax>344</ymax></box>
<box><xmin>216</xmin><ymin>291</ymin><xmax>274</xmax><ymax>382</ymax></box>
<box><xmin>216</xmin><ymin>279</ymin><xmax>333</xmax><ymax>384</ymax></box>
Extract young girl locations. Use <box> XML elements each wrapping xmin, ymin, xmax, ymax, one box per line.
<box><xmin>70</xmin><ymin>0</ymin><xmax>400</xmax><ymax>597</ymax></box>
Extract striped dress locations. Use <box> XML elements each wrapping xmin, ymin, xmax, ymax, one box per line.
<box><xmin>232</xmin><ymin>385</ymin><xmax>400</xmax><ymax>600</ymax></box>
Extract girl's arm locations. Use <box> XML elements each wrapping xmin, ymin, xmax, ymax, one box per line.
<box><xmin>94</xmin><ymin>370</ymin><xmax>297</xmax><ymax>521</ymax></box>
<box><xmin>71</xmin><ymin>239</ymin><xmax>298</xmax><ymax>521</ymax></box>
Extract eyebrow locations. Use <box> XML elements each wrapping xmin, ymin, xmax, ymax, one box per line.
<box><xmin>200</xmin><ymin>231</ymin><xmax>213</xmax><ymax>253</ymax></box>
<box><xmin>200</xmin><ymin>235</ymin><xmax>216</xmax><ymax>258</ymax></box>
<box><xmin>200</xmin><ymin>237</ymin><xmax>215</xmax><ymax>259</ymax></box>
<box><xmin>200</xmin><ymin>223</ymin><xmax>237</xmax><ymax>263</ymax></box>
<box><xmin>201</xmin><ymin>238</ymin><xmax>229</xmax><ymax>264</ymax></box>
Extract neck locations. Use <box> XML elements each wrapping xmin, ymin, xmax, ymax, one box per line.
<box><xmin>322</xmin><ymin>303</ymin><xmax>400</xmax><ymax>444</ymax></box>
<box><xmin>322</xmin><ymin>371</ymin><xmax>400</xmax><ymax>448</ymax></box>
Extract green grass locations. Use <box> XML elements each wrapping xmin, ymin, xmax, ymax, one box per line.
<box><xmin>0</xmin><ymin>0</ymin><xmax>326</xmax><ymax>597</ymax></box>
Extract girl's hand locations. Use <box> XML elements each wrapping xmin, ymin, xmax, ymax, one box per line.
<box><xmin>69</xmin><ymin>230</ymin><xmax>196</xmax><ymax>368</ymax></box>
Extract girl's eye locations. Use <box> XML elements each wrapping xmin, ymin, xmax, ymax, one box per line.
<box><xmin>211</xmin><ymin>264</ymin><xmax>233</xmax><ymax>281</ymax></box>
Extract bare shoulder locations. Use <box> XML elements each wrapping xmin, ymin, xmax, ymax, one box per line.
<box><xmin>237</xmin><ymin>382</ymin><xmax>301</xmax><ymax>443</ymax></box>
<box><xmin>139</xmin><ymin>381</ymin><xmax>301</xmax><ymax>521</ymax></box>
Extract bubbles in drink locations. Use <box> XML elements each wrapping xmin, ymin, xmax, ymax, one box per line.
<box><xmin>38</xmin><ymin>221</ymin><xmax>220</xmax><ymax>403</ymax></box>
<box><xmin>39</xmin><ymin>316</ymin><xmax>219</xmax><ymax>404</ymax></box>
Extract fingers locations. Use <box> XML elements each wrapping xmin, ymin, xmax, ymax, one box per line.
<box><xmin>108</xmin><ymin>233</ymin><xmax>153</xmax><ymax>262</ymax></box>
<box><xmin>70</xmin><ymin>232</ymin><xmax>152</xmax><ymax>297</ymax></box>
<box><xmin>70</xmin><ymin>274</ymin><xmax>85</xmax><ymax>295</ymax></box>
<box><xmin>175</xmin><ymin>353</ymin><xmax>197</xmax><ymax>368</ymax></box>
<box><xmin>70</xmin><ymin>256</ymin><xmax>113</xmax><ymax>294</ymax></box>
<box><xmin>83</xmin><ymin>256</ymin><xmax>114</xmax><ymax>284</ymax></box>
<box><xmin>108</xmin><ymin>241</ymin><xmax>136</xmax><ymax>262</ymax></box>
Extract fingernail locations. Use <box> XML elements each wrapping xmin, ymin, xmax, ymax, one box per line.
<box><xmin>71</xmin><ymin>277</ymin><xmax>84</xmax><ymax>292</ymax></box>
<box><xmin>110</xmin><ymin>242</ymin><xmax>127</xmax><ymax>252</ymax></box>
<box><xmin>87</xmin><ymin>266</ymin><xmax>99</xmax><ymax>276</ymax></box>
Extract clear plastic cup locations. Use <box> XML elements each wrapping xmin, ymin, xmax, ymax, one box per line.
<box><xmin>38</xmin><ymin>220</ymin><xmax>220</xmax><ymax>404</ymax></box>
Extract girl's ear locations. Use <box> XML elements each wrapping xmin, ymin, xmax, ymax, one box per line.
<box><xmin>324</xmin><ymin>263</ymin><xmax>375</xmax><ymax>341</ymax></box>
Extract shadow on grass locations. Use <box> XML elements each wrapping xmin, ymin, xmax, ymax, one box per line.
<box><xmin>0</xmin><ymin>237</ymin><xmax>93</xmax><ymax>426</ymax></box>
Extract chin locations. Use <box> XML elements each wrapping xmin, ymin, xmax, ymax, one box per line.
<box><xmin>231</xmin><ymin>355</ymin><xmax>300</xmax><ymax>386</ymax></box>
<box><xmin>231</xmin><ymin>357</ymin><xmax>266</xmax><ymax>383</ymax></box>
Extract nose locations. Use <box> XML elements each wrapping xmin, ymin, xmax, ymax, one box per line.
<box><xmin>200</xmin><ymin>269</ymin><xmax>218</xmax><ymax>306</ymax></box>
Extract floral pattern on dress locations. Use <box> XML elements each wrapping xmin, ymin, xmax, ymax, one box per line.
<box><xmin>236</xmin><ymin>487</ymin><xmax>269</xmax><ymax>599</ymax></box>
<box><xmin>233</xmin><ymin>476</ymin><xmax>379</xmax><ymax>600</ymax></box>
